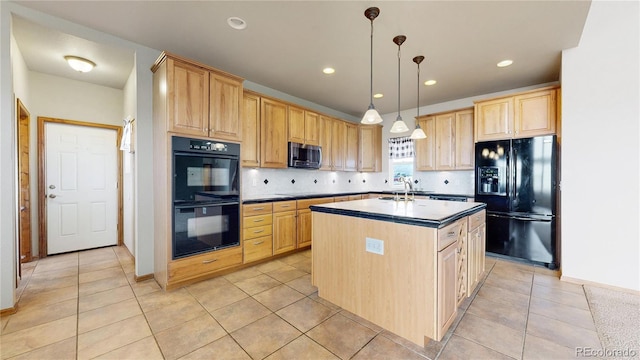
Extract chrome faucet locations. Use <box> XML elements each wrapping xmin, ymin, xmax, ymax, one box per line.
<box><xmin>401</xmin><ymin>177</ymin><xmax>414</xmax><ymax>200</ymax></box>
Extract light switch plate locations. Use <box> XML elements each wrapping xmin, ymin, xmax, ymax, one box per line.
<box><xmin>365</xmin><ymin>237</ymin><xmax>384</xmax><ymax>255</ymax></box>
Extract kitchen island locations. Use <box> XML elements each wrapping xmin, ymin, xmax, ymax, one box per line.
<box><xmin>311</xmin><ymin>198</ymin><xmax>487</xmax><ymax>346</ymax></box>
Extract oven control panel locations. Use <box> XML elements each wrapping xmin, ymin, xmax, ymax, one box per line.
<box><xmin>190</xmin><ymin>140</ymin><xmax>227</xmax><ymax>152</ymax></box>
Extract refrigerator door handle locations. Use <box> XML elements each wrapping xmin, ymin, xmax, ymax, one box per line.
<box><xmin>512</xmin><ymin>216</ymin><xmax>552</xmax><ymax>222</ymax></box>
<box><xmin>487</xmin><ymin>213</ymin><xmax>553</xmax><ymax>222</ymax></box>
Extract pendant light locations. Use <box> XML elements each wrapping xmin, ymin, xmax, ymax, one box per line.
<box><xmin>390</xmin><ymin>35</ymin><xmax>410</xmax><ymax>133</ymax></box>
<box><xmin>361</xmin><ymin>7</ymin><xmax>383</xmax><ymax>125</ymax></box>
<box><xmin>410</xmin><ymin>56</ymin><xmax>427</xmax><ymax>140</ymax></box>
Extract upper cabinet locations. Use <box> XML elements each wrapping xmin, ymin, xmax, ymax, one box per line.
<box><xmin>416</xmin><ymin>108</ymin><xmax>474</xmax><ymax>171</ymax></box>
<box><xmin>475</xmin><ymin>86</ymin><xmax>558</xmax><ymax>142</ymax></box>
<box><xmin>344</xmin><ymin>122</ymin><xmax>359</xmax><ymax>172</ymax></box>
<box><xmin>155</xmin><ymin>52</ymin><xmax>243</xmax><ymax>141</ymax></box>
<box><xmin>318</xmin><ymin>116</ymin><xmax>334</xmax><ymax>171</ymax></box>
<box><xmin>358</xmin><ymin>125</ymin><xmax>382</xmax><ymax>172</ymax></box>
<box><xmin>241</xmin><ymin>91</ymin><xmax>260</xmax><ymax>167</ymax></box>
<box><xmin>260</xmin><ymin>98</ymin><xmax>288</xmax><ymax>168</ymax></box>
<box><xmin>331</xmin><ymin>120</ymin><xmax>346</xmax><ymax>171</ymax></box>
<box><xmin>288</xmin><ymin>106</ymin><xmax>320</xmax><ymax>146</ymax></box>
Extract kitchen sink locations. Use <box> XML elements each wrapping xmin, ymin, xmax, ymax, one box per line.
<box><xmin>378</xmin><ymin>196</ymin><xmax>414</xmax><ymax>201</ymax></box>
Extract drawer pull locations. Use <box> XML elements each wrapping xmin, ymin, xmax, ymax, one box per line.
<box><xmin>253</xmin><ymin>219</ymin><xmax>264</xmax><ymax>222</ymax></box>
<box><xmin>253</xmin><ymin>229</ymin><xmax>265</xmax><ymax>234</ymax></box>
<box><xmin>252</xmin><ymin>207</ymin><xmax>265</xmax><ymax>211</ymax></box>
<box><xmin>202</xmin><ymin>259</ymin><xmax>218</xmax><ymax>264</ymax></box>
<box><xmin>253</xmin><ymin>240</ymin><xmax>264</xmax><ymax>245</ymax></box>
<box><xmin>280</xmin><ymin>205</ymin><xmax>290</xmax><ymax>208</ymax></box>
<box><xmin>447</xmin><ymin>231</ymin><xmax>456</xmax><ymax>237</ymax></box>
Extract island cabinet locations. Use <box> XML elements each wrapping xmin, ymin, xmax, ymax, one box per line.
<box><xmin>288</xmin><ymin>106</ymin><xmax>319</xmax><ymax>146</ymax></box>
<box><xmin>242</xmin><ymin>203</ymin><xmax>273</xmax><ymax>263</ymax></box>
<box><xmin>154</xmin><ymin>52</ymin><xmax>243</xmax><ymax>142</ymax></box>
<box><xmin>475</xmin><ymin>86</ymin><xmax>558</xmax><ymax>142</ymax></box>
<box><xmin>311</xmin><ymin>199</ymin><xmax>486</xmax><ymax>346</ymax></box>
<box><xmin>260</xmin><ymin>98</ymin><xmax>289</xmax><ymax>168</ymax></box>
<box><xmin>466</xmin><ymin>209</ymin><xmax>486</xmax><ymax>293</ymax></box>
<box><xmin>272</xmin><ymin>201</ymin><xmax>297</xmax><ymax>254</ymax></box>
<box><xmin>358</xmin><ymin>125</ymin><xmax>382</xmax><ymax>172</ymax></box>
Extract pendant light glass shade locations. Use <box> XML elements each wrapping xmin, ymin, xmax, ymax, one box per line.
<box><xmin>390</xmin><ymin>35</ymin><xmax>409</xmax><ymax>133</ymax></box>
<box><xmin>361</xmin><ymin>8</ymin><xmax>383</xmax><ymax>124</ymax></box>
<box><xmin>410</xmin><ymin>55</ymin><xmax>427</xmax><ymax>140</ymax></box>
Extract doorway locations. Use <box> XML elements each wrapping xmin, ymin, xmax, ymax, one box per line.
<box><xmin>38</xmin><ymin>117</ymin><xmax>123</xmax><ymax>256</ymax></box>
<box><xmin>17</xmin><ymin>99</ymin><xmax>32</xmax><ymax>264</ymax></box>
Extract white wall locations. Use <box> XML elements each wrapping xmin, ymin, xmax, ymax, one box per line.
<box><xmin>28</xmin><ymin>72</ymin><xmax>124</xmax><ymax>257</ymax></box>
<box><xmin>561</xmin><ymin>1</ymin><xmax>639</xmax><ymax>291</ymax></box>
<box><xmin>122</xmin><ymin>67</ymin><xmax>136</xmax><ymax>255</ymax></box>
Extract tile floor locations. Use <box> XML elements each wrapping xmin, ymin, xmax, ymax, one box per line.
<box><xmin>0</xmin><ymin>246</ymin><xmax>606</xmax><ymax>359</ymax></box>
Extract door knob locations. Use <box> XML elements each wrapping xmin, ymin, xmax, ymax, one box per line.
<box><xmin>20</xmin><ymin>206</ymin><xmax>26</xmax><ymax>211</ymax></box>
<box><xmin>48</xmin><ymin>194</ymin><xmax>57</xmax><ymax>199</ymax></box>
<box><xmin>49</xmin><ymin>185</ymin><xmax>56</xmax><ymax>189</ymax></box>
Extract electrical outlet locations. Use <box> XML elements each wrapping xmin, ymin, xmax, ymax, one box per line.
<box><xmin>365</xmin><ymin>237</ymin><xmax>384</xmax><ymax>255</ymax></box>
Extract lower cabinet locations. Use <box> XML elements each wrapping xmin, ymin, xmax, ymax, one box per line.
<box><xmin>242</xmin><ymin>203</ymin><xmax>274</xmax><ymax>264</ymax></box>
<box><xmin>273</xmin><ymin>201</ymin><xmax>297</xmax><ymax>255</ymax></box>
<box><xmin>296</xmin><ymin>209</ymin><xmax>312</xmax><ymax>248</ymax></box>
<box><xmin>437</xmin><ymin>239</ymin><xmax>458</xmax><ymax>339</ymax></box>
<box><xmin>167</xmin><ymin>247</ymin><xmax>242</xmax><ymax>285</ymax></box>
<box><xmin>467</xmin><ymin>210</ymin><xmax>486</xmax><ymax>294</ymax></box>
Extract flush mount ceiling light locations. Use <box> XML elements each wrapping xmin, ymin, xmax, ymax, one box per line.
<box><xmin>373</xmin><ymin>93</ymin><xmax>383</xmax><ymax>99</ymax></box>
<box><xmin>424</xmin><ymin>79</ymin><xmax>437</xmax><ymax>86</ymax></box>
<box><xmin>64</xmin><ymin>55</ymin><xmax>96</xmax><ymax>73</ymax></box>
<box><xmin>497</xmin><ymin>59</ymin><xmax>513</xmax><ymax>67</ymax></box>
<box><xmin>361</xmin><ymin>7</ymin><xmax>383</xmax><ymax>125</ymax></box>
<box><xmin>227</xmin><ymin>17</ymin><xmax>247</xmax><ymax>30</ymax></box>
<box><xmin>390</xmin><ymin>35</ymin><xmax>410</xmax><ymax>133</ymax></box>
<box><xmin>323</xmin><ymin>67</ymin><xmax>335</xmax><ymax>75</ymax></box>
<box><xmin>410</xmin><ymin>56</ymin><xmax>427</xmax><ymax>140</ymax></box>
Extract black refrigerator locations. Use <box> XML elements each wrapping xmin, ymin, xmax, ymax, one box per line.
<box><xmin>474</xmin><ymin>135</ymin><xmax>558</xmax><ymax>269</ymax></box>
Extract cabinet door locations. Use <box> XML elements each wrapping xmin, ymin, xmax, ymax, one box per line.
<box><xmin>304</xmin><ymin>111</ymin><xmax>320</xmax><ymax>146</ymax></box>
<box><xmin>415</xmin><ymin>116</ymin><xmax>436</xmax><ymax>171</ymax></box>
<box><xmin>344</xmin><ymin>123</ymin><xmax>359</xmax><ymax>171</ymax></box>
<box><xmin>241</xmin><ymin>93</ymin><xmax>260</xmax><ymax>167</ymax></box>
<box><xmin>260</xmin><ymin>98</ymin><xmax>288</xmax><ymax>168</ymax></box>
<box><xmin>319</xmin><ymin>116</ymin><xmax>333</xmax><ymax>170</ymax></box>
<box><xmin>475</xmin><ymin>97</ymin><xmax>513</xmax><ymax>142</ymax></box>
<box><xmin>273</xmin><ymin>210</ymin><xmax>297</xmax><ymax>254</ymax></box>
<box><xmin>288</xmin><ymin>105</ymin><xmax>306</xmax><ymax>144</ymax></box>
<box><xmin>455</xmin><ymin>109</ymin><xmax>474</xmax><ymax>169</ymax></box>
<box><xmin>167</xmin><ymin>58</ymin><xmax>209</xmax><ymax>136</ymax></box>
<box><xmin>297</xmin><ymin>209</ymin><xmax>312</xmax><ymax>248</ymax></box>
<box><xmin>435</xmin><ymin>113</ymin><xmax>455</xmax><ymax>170</ymax></box>
<box><xmin>437</xmin><ymin>241</ymin><xmax>458</xmax><ymax>339</ymax></box>
<box><xmin>514</xmin><ymin>89</ymin><xmax>557</xmax><ymax>138</ymax></box>
<box><xmin>358</xmin><ymin>125</ymin><xmax>381</xmax><ymax>172</ymax></box>
<box><xmin>331</xmin><ymin>120</ymin><xmax>346</xmax><ymax>171</ymax></box>
<box><xmin>457</xmin><ymin>228</ymin><xmax>468</xmax><ymax>305</ymax></box>
<box><xmin>209</xmin><ymin>72</ymin><xmax>242</xmax><ymax>141</ymax></box>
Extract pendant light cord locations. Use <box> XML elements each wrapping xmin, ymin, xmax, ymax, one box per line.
<box><xmin>417</xmin><ymin>61</ymin><xmax>420</xmax><ymax>118</ymax></box>
<box><xmin>397</xmin><ymin>43</ymin><xmax>402</xmax><ymax>121</ymax></box>
<box><xmin>369</xmin><ymin>19</ymin><xmax>374</xmax><ymax>107</ymax></box>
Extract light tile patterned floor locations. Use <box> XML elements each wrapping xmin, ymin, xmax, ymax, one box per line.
<box><xmin>0</xmin><ymin>246</ymin><xmax>609</xmax><ymax>359</ymax></box>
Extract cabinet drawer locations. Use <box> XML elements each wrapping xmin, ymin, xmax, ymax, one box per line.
<box><xmin>243</xmin><ymin>235</ymin><xmax>273</xmax><ymax>263</ymax></box>
<box><xmin>333</xmin><ymin>196</ymin><xmax>350</xmax><ymax>202</ymax></box>
<box><xmin>438</xmin><ymin>219</ymin><xmax>467</xmax><ymax>251</ymax></box>
<box><xmin>243</xmin><ymin>214</ymin><xmax>273</xmax><ymax>228</ymax></box>
<box><xmin>243</xmin><ymin>224</ymin><xmax>273</xmax><ymax>240</ymax></box>
<box><xmin>273</xmin><ymin>200</ymin><xmax>296</xmax><ymax>212</ymax></box>
<box><xmin>468</xmin><ymin>210</ymin><xmax>486</xmax><ymax>231</ymax></box>
<box><xmin>168</xmin><ymin>247</ymin><xmax>242</xmax><ymax>282</ymax></box>
<box><xmin>297</xmin><ymin>197</ymin><xmax>334</xmax><ymax>210</ymax></box>
<box><xmin>243</xmin><ymin>203</ymin><xmax>273</xmax><ymax>216</ymax></box>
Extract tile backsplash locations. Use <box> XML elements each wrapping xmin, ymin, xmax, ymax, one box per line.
<box><xmin>241</xmin><ymin>168</ymin><xmax>474</xmax><ymax>197</ymax></box>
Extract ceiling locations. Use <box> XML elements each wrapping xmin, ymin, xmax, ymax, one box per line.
<box><xmin>10</xmin><ymin>1</ymin><xmax>591</xmax><ymax>120</ymax></box>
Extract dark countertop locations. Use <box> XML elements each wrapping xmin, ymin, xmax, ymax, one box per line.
<box><xmin>242</xmin><ymin>190</ymin><xmax>474</xmax><ymax>204</ymax></box>
<box><xmin>310</xmin><ymin>198</ymin><xmax>486</xmax><ymax>229</ymax></box>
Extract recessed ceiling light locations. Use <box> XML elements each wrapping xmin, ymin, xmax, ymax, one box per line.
<box><xmin>424</xmin><ymin>80</ymin><xmax>437</xmax><ymax>86</ymax></box>
<box><xmin>373</xmin><ymin>93</ymin><xmax>383</xmax><ymax>99</ymax></box>
<box><xmin>227</xmin><ymin>17</ymin><xmax>247</xmax><ymax>30</ymax></box>
<box><xmin>323</xmin><ymin>67</ymin><xmax>335</xmax><ymax>75</ymax></box>
<box><xmin>497</xmin><ymin>59</ymin><xmax>513</xmax><ymax>67</ymax></box>
<box><xmin>64</xmin><ymin>55</ymin><xmax>96</xmax><ymax>72</ymax></box>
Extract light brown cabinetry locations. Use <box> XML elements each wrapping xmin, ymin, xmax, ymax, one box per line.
<box><xmin>358</xmin><ymin>125</ymin><xmax>382</xmax><ymax>172</ymax></box>
<box><xmin>242</xmin><ymin>203</ymin><xmax>273</xmax><ymax>263</ymax></box>
<box><xmin>437</xmin><ymin>238</ymin><xmax>458</xmax><ymax>340</ymax></box>
<box><xmin>289</xmin><ymin>106</ymin><xmax>319</xmax><ymax>146</ymax></box>
<box><xmin>260</xmin><ymin>98</ymin><xmax>288</xmax><ymax>168</ymax></box>
<box><xmin>475</xmin><ymin>86</ymin><xmax>558</xmax><ymax>142</ymax></box>
<box><xmin>209</xmin><ymin>72</ymin><xmax>242</xmax><ymax>141</ymax></box>
<box><xmin>466</xmin><ymin>210</ymin><xmax>486</xmax><ymax>294</ymax></box>
<box><xmin>331</xmin><ymin>120</ymin><xmax>346</xmax><ymax>171</ymax></box>
<box><xmin>241</xmin><ymin>92</ymin><xmax>260</xmax><ymax>167</ymax></box>
<box><xmin>273</xmin><ymin>201</ymin><xmax>297</xmax><ymax>254</ymax></box>
<box><xmin>417</xmin><ymin>108</ymin><xmax>474</xmax><ymax>171</ymax></box>
<box><xmin>344</xmin><ymin>123</ymin><xmax>359</xmax><ymax>171</ymax></box>
<box><xmin>296</xmin><ymin>197</ymin><xmax>334</xmax><ymax>248</ymax></box>
<box><xmin>318</xmin><ymin>116</ymin><xmax>334</xmax><ymax>170</ymax></box>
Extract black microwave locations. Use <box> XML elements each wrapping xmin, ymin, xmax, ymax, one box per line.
<box><xmin>288</xmin><ymin>142</ymin><xmax>322</xmax><ymax>169</ymax></box>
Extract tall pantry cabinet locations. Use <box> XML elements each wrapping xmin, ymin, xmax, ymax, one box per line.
<box><xmin>151</xmin><ymin>51</ymin><xmax>244</xmax><ymax>290</ymax></box>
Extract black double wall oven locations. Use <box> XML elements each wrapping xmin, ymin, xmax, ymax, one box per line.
<box><xmin>172</xmin><ymin>136</ymin><xmax>240</xmax><ymax>259</ymax></box>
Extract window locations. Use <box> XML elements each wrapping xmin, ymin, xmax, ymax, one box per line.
<box><xmin>388</xmin><ymin>136</ymin><xmax>414</xmax><ymax>187</ymax></box>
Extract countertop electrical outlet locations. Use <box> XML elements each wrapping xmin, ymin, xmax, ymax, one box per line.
<box><xmin>365</xmin><ymin>237</ymin><xmax>384</xmax><ymax>255</ymax></box>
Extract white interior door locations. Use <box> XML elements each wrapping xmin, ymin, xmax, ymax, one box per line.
<box><xmin>46</xmin><ymin>122</ymin><xmax>118</xmax><ymax>255</ymax></box>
